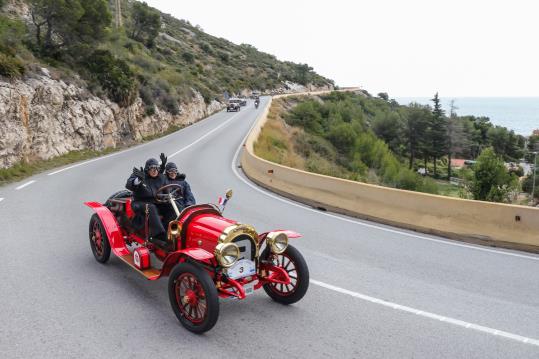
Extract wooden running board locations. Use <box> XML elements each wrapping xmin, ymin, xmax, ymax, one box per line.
<box><xmin>118</xmin><ymin>254</ymin><xmax>161</xmax><ymax>280</ymax></box>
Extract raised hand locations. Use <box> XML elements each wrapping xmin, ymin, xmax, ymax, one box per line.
<box><xmin>132</xmin><ymin>166</ymin><xmax>145</xmax><ymax>181</ymax></box>
<box><xmin>160</xmin><ymin>152</ymin><xmax>167</xmax><ymax>173</ymax></box>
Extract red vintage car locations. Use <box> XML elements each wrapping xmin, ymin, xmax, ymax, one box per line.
<box><xmin>85</xmin><ymin>185</ymin><xmax>309</xmax><ymax>333</ymax></box>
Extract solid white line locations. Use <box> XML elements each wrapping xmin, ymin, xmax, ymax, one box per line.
<box><xmin>229</xmin><ymin>109</ymin><xmax>539</xmax><ymax>262</ymax></box>
<box><xmin>47</xmin><ymin>150</ymin><xmax>135</xmax><ymax>176</ymax></box>
<box><xmin>48</xmin><ymin>110</ymin><xmax>227</xmax><ymax>176</ymax></box>
<box><xmin>15</xmin><ymin>180</ymin><xmax>35</xmax><ymax>190</ymax></box>
<box><xmin>310</xmin><ymin>279</ymin><xmax>539</xmax><ymax>347</ymax></box>
<box><xmin>168</xmin><ymin>111</ymin><xmax>242</xmax><ymax>158</ymax></box>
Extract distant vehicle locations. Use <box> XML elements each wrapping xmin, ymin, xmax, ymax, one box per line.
<box><xmin>227</xmin><ymin>99</ymin><xmax>241</xmax><ymax>112</ymax></box>
<box><xmin>417</xmin><ymin>167</ymin><xmax>427</xmax><ymax>176</ymax></box>
<box><xmin>239</xmin><ymin>98</ymin><xmax>247</xmax><ymax>106</ymax></box>
<box><xmin>250</xmin><ymin>91</ymin><xmax>260</xmax><ymax>99</ymax></box>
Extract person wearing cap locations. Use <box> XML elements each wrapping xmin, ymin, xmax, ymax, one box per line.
<box><xmin>126</xmin><ymin>157</ymin><xmax>168</xmax><ymax>243</ymax></box>
<box><xmin>163</xmin><ymin>161</ymin><xmax>196</xmax><ymax>211</ymax></box>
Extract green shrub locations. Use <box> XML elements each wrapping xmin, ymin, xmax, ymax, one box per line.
<box><xmin>86</xmin><ymin>50</ymin><xmax>138</xmax><ymax>106</ymax></box>
<box><xmin>0</xmin><ymin>53</ymin><xmax>24</xmax><ymax>78</ymax></box>
<box><xmin>161</xmin><ymin>92</ymin><xmax>179</xmax><ymax>115</ymax></box>
<box><xmin>182</xmin><ymin>51</ymin><xmax>195</xmax><ymax>63</ymax></box>
<box><xmin>395</xmin><ymin>169</ymin><xmax>420</xmax><ymax>190</ymax></box>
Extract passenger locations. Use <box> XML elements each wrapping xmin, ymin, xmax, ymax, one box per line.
<box><xmin>126</xmin><ymin>158</ymin><xmax>168</xmax><ymax>243</ymax></box>
<box><xmin>164</xmin><ymin>162</ymin><xmax>196</xmax><ymax>210</ymax></box>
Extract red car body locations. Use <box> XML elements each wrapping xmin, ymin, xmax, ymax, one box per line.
<box><xmin>85</xmin><ymin>190</ymin><xmax>309</xmax><ymax>333</ymax></box>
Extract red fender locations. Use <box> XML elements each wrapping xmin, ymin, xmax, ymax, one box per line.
<box><xmin>85</xmin><ymin>201</ymin><xmax>129</xmax><ymax>257</ymax></box>
<box><xmin>160</xmin><ymin>248</ymin><xmax>215</xmax><ymax>278</ymax></box>
<box><xmin>258</xmin><ymin>230</ymin><xmax>302</xmax><ymax>243</ymax></box>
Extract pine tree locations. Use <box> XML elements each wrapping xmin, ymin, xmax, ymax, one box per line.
<box><xmin>429</xmin><ymin>92</ymin><xmax>448</xmax><ymax>177</ymax></box>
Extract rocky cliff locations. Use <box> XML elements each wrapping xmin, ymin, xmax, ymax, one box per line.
<box><xmin>0</xmin><ymin>68</ymin><xmax>223</xmax><ymax>169</ymax></box>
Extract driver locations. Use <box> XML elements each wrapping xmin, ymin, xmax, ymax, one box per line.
<box><xmin>126</xmin><ymin>158</ymin><xmax>168</xmax><ymax>244</ymax></box>
<box><xmin>159</xmin><ymin>161</ymin><xmax>196</xmax><ymax>225</ymax></box>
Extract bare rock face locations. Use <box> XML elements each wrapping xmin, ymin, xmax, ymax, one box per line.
<box><xmin>0</xmin><ymin>72</ymin><xmax>224</xmax><ymax>169</ymax></box>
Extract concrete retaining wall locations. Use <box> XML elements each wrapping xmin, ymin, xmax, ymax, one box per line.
<box><xmin>241</xmin><ymin>93</ymin><xmax>539</xmax><ymax>253</ymax></box>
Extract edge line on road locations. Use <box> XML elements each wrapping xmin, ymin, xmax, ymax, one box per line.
<box><xmin>229</xmin><ymin>108</ymin><xmax>539</xmax><ymax>262</ymax></box>
<box><xmin>310</xmin><ymin>279</ymin><xmax>539</xmax><ymax>347</ymax></box>
<box><xmin>168</xmin><ymin>111</ymin><xmax>242</xmax><ymax>158</ymax></box>
<box><xmin>15</xmin><ymin>180</ymin><xmax>36</xmax><ymax>190</ymax></box>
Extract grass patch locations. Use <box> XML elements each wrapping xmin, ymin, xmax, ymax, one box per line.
<box><xmin>435</xmin><ymin>180</ymin><xmax>461</xmax><ymax>197</ymax></box>
<box><xmin>142</xmin><ymin>124</ymin><xmax>184</xmax><ymax>142</ymax></box>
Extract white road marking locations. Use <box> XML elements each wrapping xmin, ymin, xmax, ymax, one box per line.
<box><xmin>311</xmin><ymin>279</ymin><xmax>539</xmax><ymax>347</ymax></box>
<box><xmin>168</xmin><ymin>111</ymin><xmax>242</xmax><ymax>158</ymax></box>
<box><xmin>15</xmin><ymin>180</ymin><xmax>35</xmax><ymax>190</ymax></box>
<box><xmin>48</xmin><ymin>110</ymin><xmax>227</xmax><ymax>176</ymax></box>
<box><xmin>229</xmin><ymin>108</ymin><xmax>539</xmax><ymax>262</ymax></box>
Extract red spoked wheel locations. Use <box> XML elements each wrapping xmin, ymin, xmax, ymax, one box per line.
<box><xmin>89</xmin><ymin>214</ymin><xmax>111</xmax><ymax>263</ymax></box>
<box><xmin>168</xmin><ymin>262</ymin><xmax>219</xmax><ymax>333</ymax></box>
<box><xmin>262</xmin><ymin>244</ymin><xmax>309</xmax><ymax>304</ymax></box>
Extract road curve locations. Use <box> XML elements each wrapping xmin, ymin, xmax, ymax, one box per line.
<box><xmin>0</xmin><ymin>97</ymin><xmax>538</xmax><ymax>358</ymax></box>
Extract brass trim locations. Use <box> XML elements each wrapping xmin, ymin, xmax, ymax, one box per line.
<box><xmin>168</xmin><ymin>220</ymin><xmax>181</xmax><ymax>242</ymax></box>
<box><xmin>219</xmin><ymin>223</ymin><xmax>259</xmax><ymax>258</ymax></box>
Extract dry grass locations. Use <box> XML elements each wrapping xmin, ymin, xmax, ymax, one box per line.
<box><xmin>254</xmin><ymin>99</ymin><xmax>306</xmax><ymax>169</ymax></box>
<box><xmin>254</xmin><ymin>98</ymin><xmax>360</xmax><ymax>181</ymax></box>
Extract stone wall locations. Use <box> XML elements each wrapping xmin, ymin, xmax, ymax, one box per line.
<box><xmin>0</xmin><ymin>69</ymin><xmax>223</xmax><ymax>168</ymax></box>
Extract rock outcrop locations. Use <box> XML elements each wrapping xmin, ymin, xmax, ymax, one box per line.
<box><xmin>0</xmin><ymin>69</ymin><xmax>223</xmax><ymax>168</ymax></box>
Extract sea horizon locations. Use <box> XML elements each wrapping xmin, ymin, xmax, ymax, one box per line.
<box><xmin>395</xmin><ymin>97</ymin><xmax>539</xmax><ymax>136</ymax></box>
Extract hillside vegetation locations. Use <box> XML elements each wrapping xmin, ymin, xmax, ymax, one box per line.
<box><xmin>256</xmin><ymin>92</ymin><xmax>531</xmax><ymax>203</ymax></box>
<box><xmin>0</xmin><ymin>0</ymin><xmax>333</xmax><ymax>113</ymax></box>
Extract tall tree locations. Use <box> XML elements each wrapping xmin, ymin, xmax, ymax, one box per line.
<box><xmin>447</xmin><ymin>100</ymin><xmax>457</xmax><ymax>179</ymax></box>
<box><xmin>130</xmin><ymin>2</ymin><xmax>161</xmax><ymax>47</ymax></box>
<box><xmin>29</xmin><ymin>0</ymin><xmax>110</xmax><ymax>55</ymax></box>
<box><xmin>429</xmin><ymin>92</ymin><xmax>448</xmax><ymax>177</ymax></box>
<box><xmin>404</xmin><ymin>104</ymin><xmax>430</xmax><ymax>169</ymax></box>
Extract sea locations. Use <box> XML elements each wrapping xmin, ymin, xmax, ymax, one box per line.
<box><xmin>395</xmin><ymin>97</ymin><xmax>539</xmax><ymax>136</ymax></box>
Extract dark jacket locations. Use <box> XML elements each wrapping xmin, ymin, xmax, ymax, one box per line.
<box><xmin>167</xmin><ymin>178</ymin><xmax>196</xmax><ymax>208</ymax></box>
<box><xmin>126</xmin><ymin>172</ymin><xmax>168</xmax><ymax>203</ymax></box>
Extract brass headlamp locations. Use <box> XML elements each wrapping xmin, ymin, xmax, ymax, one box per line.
<box><xmin>214</xmin><ymin>242</ymin><xmax>240</xmax><ymax>268</ymax></box>
<box><xmin>266</xmin><ymin>232</ymin><xmax>288</xmax><ymax>254</ymax></box>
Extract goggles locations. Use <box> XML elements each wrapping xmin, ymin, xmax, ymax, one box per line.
<box><xmin>167</xmin><ymin>168</ymin><xmax>178</xmax><ymax>174</ymax></box>
<box><xmin>148</xmin><ymin>165</ymin><xmax>159</xmax><ymax>171</ymax></box>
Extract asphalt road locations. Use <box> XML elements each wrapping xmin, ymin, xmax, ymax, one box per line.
<box><xmin>1</xmin><ymin>97</ymin><xmax>538</xmax><ymax>358</ymax></box>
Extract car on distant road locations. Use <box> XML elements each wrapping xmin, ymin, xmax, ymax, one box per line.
<box><xmin>227</xmin><ymin>99</ymin><xmax>241</xmax><ymax>112</ymax></box>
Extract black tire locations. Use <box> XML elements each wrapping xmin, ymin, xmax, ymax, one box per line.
<box><xmin>262</xmin><ymin>244</ymin><xmax>309</xmax><ymax>304</ymax></box>
<box><xmin>168</xmin><ymin>262</ymin><xmax>219</xmax><ymax>334</ymax></box>
<box><xmin>89</xmin><ymin>214</ymin><xmax>111</xmax><ymax>263</ymax></box>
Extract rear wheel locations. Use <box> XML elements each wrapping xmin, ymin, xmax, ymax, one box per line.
<box><xmin>89</xmin><ymin>214</ymin><xmax>111</xmax><ymax>263</ymax></box>
<box><xmin>262</xmin><ymin>245</ymin><xmax>309</xmax><ymax>304</ymax></box>
<box><xmin>168</xmin><ymin>262</ymin><xmax>219</xmax><ymax>333</ymax></box>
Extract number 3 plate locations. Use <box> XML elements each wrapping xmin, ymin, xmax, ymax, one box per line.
<box><xmin>227</xmin><ymin>259</ymin><xmax>256</xmax><ymax>279</ymax></box>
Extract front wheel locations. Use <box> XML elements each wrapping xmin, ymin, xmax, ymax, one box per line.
<box><xmin>89</xmin><ymin>214</ymin><xmax>111</xmax><ymax>263</ymax></box>
<box><xmin>262</xmin><ymin>244</ymin><xmax>309</xmax><ymax>304</ymax></box>
<box><xmin>168</xmin><ymin>262</ymin><xmax>219</xmax><ymax>334</ymax></box>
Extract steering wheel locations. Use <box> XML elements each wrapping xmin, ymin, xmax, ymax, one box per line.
<box><xmin>155</xmin><ymin>184</ymin><xmax>183</xmax><ymax>203</ymax></box>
